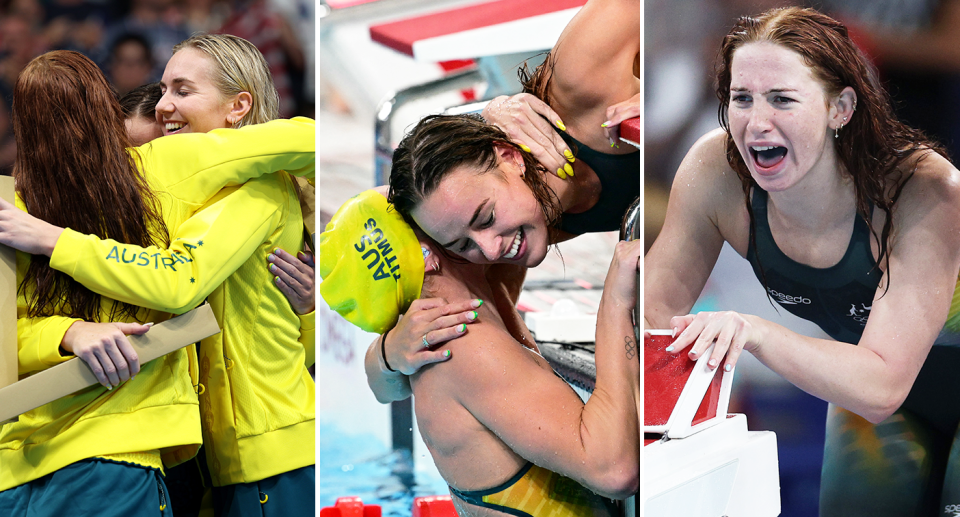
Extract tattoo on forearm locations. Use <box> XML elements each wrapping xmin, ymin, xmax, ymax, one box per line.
<box><xmin>625</xmin><ymin>336</ymin><xmax>636</xmax><ymax>360</ymax></box>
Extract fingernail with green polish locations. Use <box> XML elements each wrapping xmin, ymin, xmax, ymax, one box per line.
<box><xmin>458</xmin><ymin>324</ymin><xmax>467</xmax><ymax>332</ymax></box>
<box><xmin>473</xmin><ymin>299</ymin><xmax>484</xmax><ymax>307</ymax></box>
<box><xmin>273</xmin><ymin>248</ymin><xmax>281</xmax><ymax>254</ymax></box>
<box><xmin>601</xmin><ymin>121</ymin><xmax>611</xmax><ymax>128</ymax></box>
<box><xmin>444</xmin><ymin>349</ymin><xmax>452</xmax><ymax>357</ymax></box>
<box><xmin>467</xmin><ymin>311</ymin><xmax>478</xmax><ymax>321</ymax></box>
<box><xmin>555</xmin><ymin>120</ymin><xmax>566</xmax><ymax>131</ymax></box>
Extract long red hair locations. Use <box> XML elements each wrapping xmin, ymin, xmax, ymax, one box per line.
<box><xmin>715</xmin><ymin>7</ymin><xmax>945</xmax><ymax>288</ymax></box>
<box><xmin>13</xmin><ymin>50</ymin><xmax>168</xmax><ymax>321</ymax></box>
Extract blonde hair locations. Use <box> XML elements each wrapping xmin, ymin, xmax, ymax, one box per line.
<box><xmin>173</xmin><ymin>34</ymin><xmax>279</xmax><ymax>127</ymax></box>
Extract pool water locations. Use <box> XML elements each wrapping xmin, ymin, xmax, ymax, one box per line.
<box><xmin>318</xmin><ymin>420</ymin><xmax>450</xmax><ymax>515</ymax></box>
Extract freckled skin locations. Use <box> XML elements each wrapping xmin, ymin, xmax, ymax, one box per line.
<box><xmin>728</xmin><ymin>42</ymin><xmax>843</xmax><ymax>193</ymax></box>
<box><xmin>412</xmin><ymin>157</ymin><xmax>550</xmax><ymax>268</ymax></box>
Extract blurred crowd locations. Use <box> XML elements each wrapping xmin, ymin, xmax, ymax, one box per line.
<box><xmin>0</xmin><ymin>0</ymin><xmax>315</xmax><ymax>175</ymax></box>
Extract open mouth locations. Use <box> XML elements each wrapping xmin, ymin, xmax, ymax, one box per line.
<box><xmin>165</xmin><ymin>122</ymin><xmax>185</xmax><ymax>134</ymax></box>
<box><xmin>750</xmin><ymin>145</ymin><xmax>788</xmax><ymax>170</ymax></box>
<box><xmin>503</xmin><ymin>228</ymin><xmax>524</xmax><ymax>260</ymax></box>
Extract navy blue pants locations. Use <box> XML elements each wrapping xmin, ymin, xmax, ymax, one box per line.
<box><xmin>212</xmin><ymin>465</ymin><xmax>315</xmax><ymax>517</ymax></box>
<box><xmin>0</xmin><ymin>459</ymin><xmax>172</xmax><ymax>517</ymax></box>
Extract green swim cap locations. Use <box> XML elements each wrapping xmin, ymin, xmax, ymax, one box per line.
<box><xmin>317</xmin><ymin>190</ymin><xmax>424</xmax><ymax>334</ymax></box>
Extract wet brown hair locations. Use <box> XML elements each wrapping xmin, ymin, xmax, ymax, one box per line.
<box><xmin>388</xmin><ymin>114</ymin><xmax>563</xmax><ymax>240</ymax></box>
<box><xmin>716</xmin><ymin>7</ymin><xmax>945</xmax><ymax>285</ymax></box>
<box><xmin>14</xmin><ymin>50</ymin><xmax>169</xmax><ymax>322</ymax></box>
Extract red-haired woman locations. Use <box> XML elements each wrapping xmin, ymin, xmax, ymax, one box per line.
<box><xmin>645</xmin><ymin>7</ymin><xmax>960</xmax><ymax>515</ymax></box>
<box><xmin>0</xmin><ymin>49</ymin><xmax>313</xmax><ymax>517</ymax></box>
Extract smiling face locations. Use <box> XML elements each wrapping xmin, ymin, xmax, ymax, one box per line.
<box><xmin>728</xmin><ymin>42</ymin><xmax>842</xmax><ymax>192</ymax></box>
<box><xmin>410</xmin><ymin>147</ymin><xmax>550</xmax><ymax>267</ymax></box>
<box><xmin>156</xmin><ymin>47</ymin><xmax>234</xmax><ymax>136</ymax></box>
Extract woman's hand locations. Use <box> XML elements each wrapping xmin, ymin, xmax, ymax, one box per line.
<box><xmin>268</xmin><ymin>248</ymin><xmax>315</xmax><ymax>314</ymax></box>
<box><xmin>601</xmin><ymin>92</ymin><xmax>641</xmax><ymax>147</ymax></box>
<box><xmin>601</xmin><ymin>239</ymin><xmax>642</xmax><ymax>309</ymax></box>
<box><xmin>482</xmin><ymin>94</ymin><xmax>575</xmax><ymax>179</ymax></box>
<box><xmin>0</xmin><ymin>195</ymin><xmax>63</xmax><ymax>256</ymax></box>
<box><xmin>666</xmin><ymin>311</ymin><xmax>762</xmax><ymax>372</ymax></box>
<box><xmin>384</xmin><ymin>297</ymin><xmax>483</xmax><ymax>374</ymax></box>
<box><xmin>61</xmin><ymin>321</ymin><xmax>151</xmax><ymax>389</ymax></box>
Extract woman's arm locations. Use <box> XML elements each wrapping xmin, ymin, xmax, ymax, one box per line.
<box><xmin>42</xmin><ymin>176</ymin><xmax>286</xmax><ymax>314</ymax></box>
<box><xmin>363</xmin><ymin>297</ymin><xmax>483</xmax><ymax>403</ymax></box>
<box><xmin>644</xmin><ymin>129</ymin><xmax>737</xmax><ymax>328</ymax></box>
<box><xmin>18</xmin><ymin>313</ymin><xmax>150</xmax><ymax>389</ymax></box>
<box><xmin>137</xmin><ymin>117</ymin><xmax>316</xmax><ymax>208</ymax></box>
<box><xmin>482</xmin><ymin>0</ymin><xmax>640</xmax><ymax>172</ymax></box>
<box><xmin>438</xmin><ymin>241</ymin><xmax>641</xmax><ymax>499</ymax></box>
<box><xmin>549</xmin><ymin>0</ymin><xmax>641</xmax><ymax>123</ymax></box>
<box><xmin>668</xmin><ymin>152</ymin><xmax>960</xmax><ymax>423</ymax></box>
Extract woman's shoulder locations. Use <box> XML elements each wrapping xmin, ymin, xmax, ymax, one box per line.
<box><xmin>674</xmin><ymin>129</ymin><xmax>745</xmax><ymax>199</ymax></box>
<box><xmin>901</xmin><ymin>149</ymin><xmax>960</xmax><ymax>202</ymax></box>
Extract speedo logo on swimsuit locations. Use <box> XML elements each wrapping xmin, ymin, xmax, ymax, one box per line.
<box><xmin>766</xmin><ymin>288</ymin><xmax>811</xmax><ymax>305</ymax></box>
<box><xmin>943</xmin><ymin>503</ymin><xmax>960</xmax><ymax>516</ymax></box>
<box><xmin>354</xmin><ymin>218</ymin><xmax>401</xmax><ymax>282</ymax></box>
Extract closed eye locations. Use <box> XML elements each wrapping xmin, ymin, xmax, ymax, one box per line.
<box><xmin>480</xmin><ymin>210</ymin><xmax>495</xmax><ymax>229</ymax></box>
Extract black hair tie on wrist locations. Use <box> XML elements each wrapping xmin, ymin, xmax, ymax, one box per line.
<box><xmin>380</xmin><ymin>328</ymin><xmax>397</xmax><ymax>373</ymax></box>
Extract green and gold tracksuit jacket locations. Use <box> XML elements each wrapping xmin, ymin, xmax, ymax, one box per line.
<box><xmin>1</xmin><ymin>117</ymin><xmax>315</xmax><ymax>491</ymax></box>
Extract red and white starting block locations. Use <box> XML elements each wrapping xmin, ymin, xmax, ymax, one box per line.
<box><xmin>644</xmin><ymin>330</ymin><xmax>781</xmax><ymax>516</ymax></box>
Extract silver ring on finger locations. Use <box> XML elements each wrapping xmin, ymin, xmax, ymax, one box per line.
<box><xmin>422</xmin><ymin>334</ymin><xmax>430</xmax><ymax>349</ymax></box>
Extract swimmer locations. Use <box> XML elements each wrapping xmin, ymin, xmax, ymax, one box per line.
<box><xmin>363</xmin><ymin>0</ymin><xmax>639</xmax><ymax>396</ymax></box>
<box><xmin>119</xmin><ymin>82</ymin><xmax>163</xmax><ymax>146</ymax></box>
<box><xmin>0</xmin><ymin>49</ymin><xmax>312</xmax><ymax>517</ymax></box>
<box><xmin>644</xmin><ymin>7</ymin><xmax>960</xmax><ymax>515</ymax></box>
<box><xmin>319</xmin><ymin>190</ymin><xmax>639</xmax><ymax>517</ymax></box>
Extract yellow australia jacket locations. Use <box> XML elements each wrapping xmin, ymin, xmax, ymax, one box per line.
<box><xmin>1</xmin><ymin>117</ymin><xmax>315</xmax><ymax>491</ymax></box>
<box><xmin>46</xmin><ymin>118</ymin><xmax>316</xmax><ymax>485</ymax></box>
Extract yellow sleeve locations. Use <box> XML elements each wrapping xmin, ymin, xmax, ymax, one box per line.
<box><xmin>134</xmin><ymin>117</ymin><xmax>315</xmax><ymax>209</ymax></box>
<box><xmin>48</xmin><ymin>176</ymin><xmax>285</xmax><ymax>314</ymax></box>
<box><xmin>17</xmin><ymin>314</ymin><xmax>79</xmax><ymax>375</ymax></box>
<box><xmin>298</xmin><ymin>310</ymin><xmax>315</xmax><ymax>367</ymax></box>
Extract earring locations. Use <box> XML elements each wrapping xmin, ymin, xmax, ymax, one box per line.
<box><xmin>835</xmin><ymin>123</ymin><xmax>844</xmax><ymax>139</ymax></box>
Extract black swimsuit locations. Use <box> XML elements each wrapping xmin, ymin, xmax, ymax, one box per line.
<box><xmin>746</xmin><ymin>187</ymin><xmax>881</xmax><ymax>344</ymax></box>
<box><xmin>747</xmin><ymin>187</ymin><xmax>960</xmax><ymax>434</ymax></box>
<box><xmin>555</xmin><ymin>131</ymin><xmax>639</xmax><ymax>235</ymax></box>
